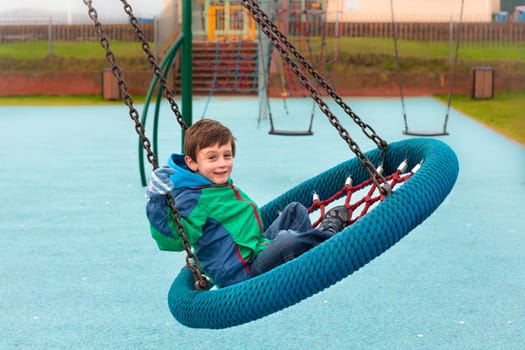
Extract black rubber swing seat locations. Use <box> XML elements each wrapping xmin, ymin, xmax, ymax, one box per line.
<box><xmin>402</xmin><ymin>130</ymin><xmax>449</xmax><ymax>137</ymax></box>
<box><xmin>269</xmin><ymin>129</ymin><xmax>314</xmax><ymax>136</ymax></box>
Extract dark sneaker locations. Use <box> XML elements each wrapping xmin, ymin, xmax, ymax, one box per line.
<box><xmin>317</xmin><ymin>205</ymin><xmax>350</xmax><ymax>233</ymax></box>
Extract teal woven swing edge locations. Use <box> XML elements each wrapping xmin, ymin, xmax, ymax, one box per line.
<box><xmin>167</xmin><ymin>138</ymin><xmax>459</xmax><ymax>329</ymax></box>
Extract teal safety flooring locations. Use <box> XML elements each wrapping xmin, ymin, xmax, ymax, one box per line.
<box><xmin>1</xmin><ymin>96</ymin><xmax>524</xmax><ymax>349</ymax></box>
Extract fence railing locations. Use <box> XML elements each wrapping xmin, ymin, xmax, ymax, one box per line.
<box><xmin>0</xmin><ymin>23</ymin><xmax>154</xmax><ymax>43</ymax></box>
<box><xmin>328</xmin><ymin>22</ymin><xmax>525</xmax><ymax>43</ymax></box>
<box><xmin>0</xmin><ymin>21</ymin><xmax>523</xmax><ymax>47</ymax></box>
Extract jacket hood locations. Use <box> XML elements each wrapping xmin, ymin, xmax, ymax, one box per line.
<box><xmin>167</xmin><ymin>153</ymin><xmax>213</xmax><ymax>188</ymax></box>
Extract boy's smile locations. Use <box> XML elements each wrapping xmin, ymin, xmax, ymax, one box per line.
<box><xmin>185</xmin><ymin>142</ymin><xmax>233</xmax><ymax>184</ymax></box>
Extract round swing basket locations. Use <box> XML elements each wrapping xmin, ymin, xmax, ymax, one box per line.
<box><xmin>82</xmin><ymin>0</ymin><xmax>459</xmax><ymax>330</ymax></box>
<box><xmin>168</xmin><ymin>138</ymin><xmax>459</xmax><ymax>329</ymax></box>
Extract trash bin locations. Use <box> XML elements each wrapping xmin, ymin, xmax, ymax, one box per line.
<box><xmin>492</xmin><ymin>11</ymin><xmax>508</xmax><ymax>22</ymax></box>
<box><xmin>471</xmin><ymin>67</ymin><xmax>494</xmax><ymax>99</ymax></box>
<box><xmin>101</xmin><ymin>68</ymin><xmax>121</xmax><ymax>100</ymax></box>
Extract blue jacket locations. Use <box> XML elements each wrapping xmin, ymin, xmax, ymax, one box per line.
<box><xmin>146</xmin><ymin>153</ymin><xmax>269</xmax><ymax>287</ymax></box>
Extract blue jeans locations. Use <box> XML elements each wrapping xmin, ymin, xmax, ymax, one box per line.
<box><xmin>249</xmin><ymin>202</ymin><xmax>334</xmax><ymax>278</ymax></box>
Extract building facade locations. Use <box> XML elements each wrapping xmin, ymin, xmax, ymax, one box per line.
<box><xmin>326</xmin><ymin>0</ymin><xmax>501</xmax><ymax>22</ymax></box>
<box><xmin>163</xmin><ymin>0</ymin><xmax>502</xmax><ymax>23</ymax></box>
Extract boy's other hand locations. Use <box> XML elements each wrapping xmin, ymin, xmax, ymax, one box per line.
<box><xmin>146</xmin><ymin>167</ymin><xmax>176</xmax><ymax>198</ymax></box>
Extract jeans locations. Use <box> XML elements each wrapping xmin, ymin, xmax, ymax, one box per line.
<box><xmin>249</xmin><ymin>202</ymin><xmax>334</xmax><ymax>278</ymax></box>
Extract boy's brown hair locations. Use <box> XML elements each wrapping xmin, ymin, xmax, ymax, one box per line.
<box><xmin>184</xmin><ymin>119</ymin><xmax>236</xmax><ymax>160</ymax></box>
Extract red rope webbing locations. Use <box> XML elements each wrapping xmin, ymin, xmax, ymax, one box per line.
<box><xmin>309</xmin><ymin>162</ymin><xmax>418</xmax><ymax>228</ymax></box>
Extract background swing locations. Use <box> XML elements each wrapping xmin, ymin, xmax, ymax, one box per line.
<box><xmin>85</xmin><ymin>0</ymin><xmax>458</xmax><ymax>330</ymax></box>
<box><xmin>256</xmin><ymin>0</ymin><xmax>339</xmax><ymax>136</ymax></box>
<box><xmin>390</xmin><ymin>0</ymin><xmax>465</xmax><ymax>136</ymax></box>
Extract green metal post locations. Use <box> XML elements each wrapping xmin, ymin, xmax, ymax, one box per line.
<box><xmin>138</xmin><ymin>2</ymin><xmax>192</xmax><ymax>185</ymax></box>
<box><xmin>181</xmin><ymin>0</ymin><xmax>193</xmax><ymax>146</ymax></box>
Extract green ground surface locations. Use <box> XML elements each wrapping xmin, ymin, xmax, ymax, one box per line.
<box><xmin>0</xmin><ymin>95</ymin><xmax>146</xmax><ymax>106</ymax></box>
<box><xmin>436</xmin><ymin>90</ymin><xmax>524</xmax><ymax>145</ymax></box>
<box><xmin>1</xmin><ymin>39</ymin><xmax>524</xmax><ymax>73</ymax></box>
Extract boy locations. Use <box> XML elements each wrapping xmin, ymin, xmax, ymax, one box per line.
<box><xmin>146</xmin><ymin>119</ymin><xmax>348</xmax><ymax>288</ymax></box>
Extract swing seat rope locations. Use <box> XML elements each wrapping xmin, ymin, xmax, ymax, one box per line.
<box><xmin>168</xmin><ymin>138</ymin><xmax>459</xmax><ymax>329</ymax></box>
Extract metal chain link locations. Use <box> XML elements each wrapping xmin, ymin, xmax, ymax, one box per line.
<box><xmin>241</xmin><ymin>0</ymin><xmax>391</xmax><ymax>195</ymax></box>
<box><xmin>120</xmin><ymin>0</ymin><xmax>188</xmax><ymax>131</ymax></box>
<box><xmin>83</xmin><ymin>0</ymin><xmax>207</xmax><ymax>290</ymax></box>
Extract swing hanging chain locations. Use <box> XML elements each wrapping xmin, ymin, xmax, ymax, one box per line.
<box><xmin>443</xmin><ymin>0</ymin><xmax>465</xmax><ymax>132</ymax></box>
<box><xmin>389</xmin><ymin>0</ymin><xmax>408</xmax><ymax>132</ymax></box>
<box><xmin>166</xmin><ymin>196</ymin><xmax>209</xmax><ymax>290</ymax></box>
<box><xmin>84</xmin><ymin>0</ymin><xmax>158</xmax><ymax>169</ymax></box>
<box><xmin>120</xmin><ymin>0</ymin><xmax>188</xmax><ymax>131</ymax></box>
<box><xmin>242</xmin><ymin>0</ymin><xmax>387</xmax><ymax>152</ymax></box>
<box><xmin>83</xmin><ymin>0</ymin><xmax>208</xmax><ymax>291</ymax></box>
<box><xmin>242</xmin><ymin>0</ymin><xmax>391</xmax><ymax>194</ymax></box>
<box><xmin>120</xmin><ymin>0</ymin><xmax>208</xmax><ymax>288</ymax></box>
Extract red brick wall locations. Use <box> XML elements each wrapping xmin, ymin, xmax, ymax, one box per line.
<box><xmin>0</xmin><ymin>70</ymin><xmax>523</xmax><ymax>97</ymax></box>
<box><xmin>0</xmin><ymin>71</ymin><xmax>152</xmax><ymax>97</ymax></box>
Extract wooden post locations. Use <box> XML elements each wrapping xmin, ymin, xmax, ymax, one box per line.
<box><xmin>471</xmin><ymin>67</ymin><xmax>494</xmax><ymax>99</ymax></box>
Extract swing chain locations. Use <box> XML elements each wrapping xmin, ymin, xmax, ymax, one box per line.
<box><xmin>84</xmin><ymin>0</ymin><xmax>157</xmax><ymax>169</ymax></box>
<box><xmin>243</xmin><ymin>0</ymin><xmax>387</xmax><ymax>150</ymax></box>
<box><xmin>166</xmin><ymin>195</ymin><xmax>209</xmax><ymax>290</ymax></box>
<box><xmin>120</xmin><ymin>0</ymin><xmax>188</xmax><ymax>131</ymax></box>
<box><xmin>242</xmin><ymin>0</ymin><xmax>391</xmax><ymax>194</ymax></box>
<box><xmin>84</xmin><ymin>0</ymin><xmax>208</xmax><ymax>290</ymax></box>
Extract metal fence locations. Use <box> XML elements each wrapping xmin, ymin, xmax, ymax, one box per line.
<box><xmin>0</xmin><ymin>23</ymin><xmax>154</xmax><ymax>43</ymax></box>
<box><xmin>1</xmin><ymin>21</ymin><xmax>524</xmax><ymax>46</ymax></box>
<box><xmin>329</xmin><ymin>21</ymin><xmax>525</xmax><ymax>44</ymax></box>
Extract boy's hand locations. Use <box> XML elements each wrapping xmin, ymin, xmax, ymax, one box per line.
<box><xmin>146</xmin><ymin>167</ymin><xmax>176</xmax><ymax>198</ymax></box>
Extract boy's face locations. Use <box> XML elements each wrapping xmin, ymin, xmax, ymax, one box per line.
<box><xmin>184</xmin><ymin>142</ymin><xmax>233</xmax><ymax>184</ymax></box>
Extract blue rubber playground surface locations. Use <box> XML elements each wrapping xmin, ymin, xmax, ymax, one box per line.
<box><xmin>1</xmin><ymin>96</ymin><xmax>524</xmax><ymax>349</ymax></box>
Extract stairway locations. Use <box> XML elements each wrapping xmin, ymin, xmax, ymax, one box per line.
<box><xmin>175</xmin><ymin>41</ymin><xmax>259</xmax><ymax>95</ymax></box>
